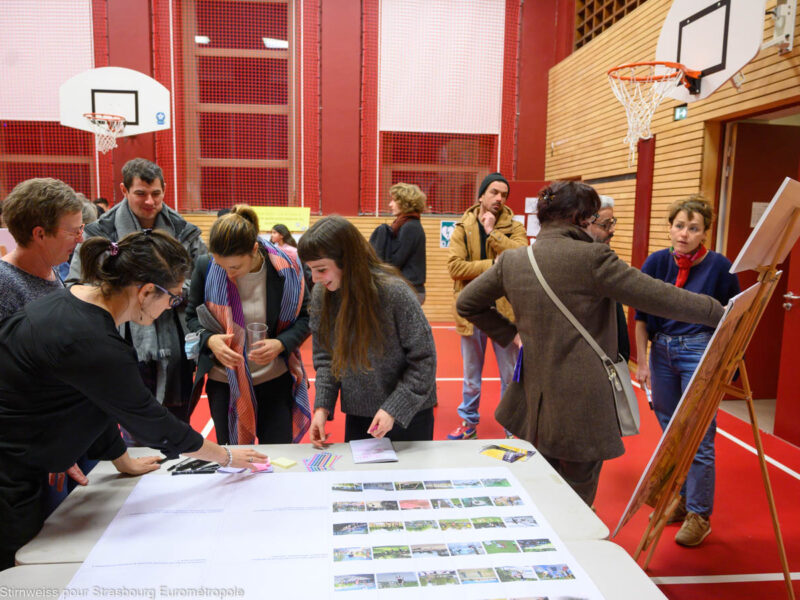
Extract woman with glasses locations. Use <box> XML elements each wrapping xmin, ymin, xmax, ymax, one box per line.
<box><xmin>298</xmin><ymin>216</ymin><xmax>436</xmax><ymax>448</ymax></box>
<box><xmin>635</xmin><ymin>195</ymin><xmax>740</xmax><ymax>547</ymax></box>
<box><xmin>186</xmin><ymin>206</ymin><xmax>311</xmax><ymax>445</ymax></box>
<box><xmin>456</xmin><ymin>181</ymin><xmax>725</xmax><ymax>508</ymax></box>
<box><xmin>0</xmin><ymin>178</ymin><xmax>84</xmax><ymax>321</ymax></box>
<box><xmin>0</xmin><ymin>229</ymin><xmax>267</xmax><ymax>571</ymax></box>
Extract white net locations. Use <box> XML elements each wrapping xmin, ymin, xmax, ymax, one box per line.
<box><xmin>608</xmin><ymin>63</ymin><xmax>684</xmax><ymax>166</ymax></box>
<box><xmin>83</xmin><ymin>113</ymin><xmax>126</xmax><ymax>154</ymax></box>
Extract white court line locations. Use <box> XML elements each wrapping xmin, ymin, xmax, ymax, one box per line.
<box><xmin>716</xmin><ymin>428</ymin><xmax>800</xmax><ymax>481</ymax></box>
<box><xmin>632</xmin><ymin>378</ymin><xmax>800</xmax><ymax>481</ymax></box>
<box><xmin>652</xmin><ymin>572</ymin><xmax>800</xmax><ymax>585</ymax></box>
<box><xmin>632</xmin><ymin>379</ymin><xmax>800</xmax><ymax>481</ymax></box>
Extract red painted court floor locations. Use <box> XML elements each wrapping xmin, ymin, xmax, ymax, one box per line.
<box><xmin>190</xmin><ymin>324</ymin><xmax>800</xmax><ymax>599</ymax></box>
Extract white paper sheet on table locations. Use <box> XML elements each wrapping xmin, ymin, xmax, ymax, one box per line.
<box><xmin>59</xmin><ymin>467</ymin><xmax>605</xmax><ymax>599</ymax></box>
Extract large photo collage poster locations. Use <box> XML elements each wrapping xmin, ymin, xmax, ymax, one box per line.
<box><xmin>328</xmin><ymin>467</ymin><xmax>603</xmax><ymax>599</ymax></box>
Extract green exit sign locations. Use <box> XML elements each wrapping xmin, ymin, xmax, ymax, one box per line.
<box><xmin>674</xmin><ymin>104</ymin><xmax>688</xmax><ymax>121</ymax></box>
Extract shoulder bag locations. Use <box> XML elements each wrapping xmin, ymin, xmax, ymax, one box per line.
<box><xmin>526</xmin><ymin>246</ymin><xmax>640</xmax><ymax>436</ymax></box>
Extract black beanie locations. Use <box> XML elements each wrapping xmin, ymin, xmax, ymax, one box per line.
<box><xmin>478</xmin><ymin>172</ymin><xmax>510</xmax><ymax>199</ymax></box>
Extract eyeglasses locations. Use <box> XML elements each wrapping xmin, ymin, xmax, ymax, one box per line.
<box><xmin>590</xmin><ymin>215</ymin><xmax>618</xmax><ymax>231</ymax></box>
<box><xmin>152</xmin><ymin>283</ymin><xmax>185</xmax><ymax>308</ymax></box>
<box><xmin>58</xmin><ymin>224</ymin><xmax>85</xmax><ymax>238</ymax></box>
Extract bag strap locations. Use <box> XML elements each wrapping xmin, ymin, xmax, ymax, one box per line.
<box><xmin>526</xmin><ymin>245</ymin><xmax>614</xmax><ymax>366</ymax></box>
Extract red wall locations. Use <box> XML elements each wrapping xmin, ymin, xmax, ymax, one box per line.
<box><xmin>107</xmin><ymin>0</ymin><xmax>157</xmax><ymax>194</ymax></box>
<box><xmin>319</xmin><ymin>0</ymin><xmax>362</xmax><ymax>215</ymax></box>
<box><xmin>516</xmin><ymin>0</ymin><xmax>572</xmax><ymax>181</ymax></box>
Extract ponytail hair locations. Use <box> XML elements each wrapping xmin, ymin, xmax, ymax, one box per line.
<box><xmin>209</xmin><ymin>204</ymin><xmax>260</xmax><ymax>256</ymax></box>
<box><xmin>537</xmin><ymin>181</ymin><xmax>600</xmax><ymax>227</ymax></box>
<box><xmin>80</xmin><ymin>230</ymin><xmax>191</xmax><ymax>297</ymax></box>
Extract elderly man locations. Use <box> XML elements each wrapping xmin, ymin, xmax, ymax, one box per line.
<box><xmin>447</xmin><ymin>172</ymin><xmax>527</xmax><ymax>439</ymax></box>
<box><xmin>70</xmin><ymin>159</ymin><xmax>207</xmax><ymax>428</ymax></box>
<box><xmin>587</xmin><ymin>195</ymin><xmax>629</xmax><ymax>362</ymax></box>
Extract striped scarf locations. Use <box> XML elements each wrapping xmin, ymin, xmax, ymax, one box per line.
<box><xmin>204</xmin><ymin>237</ymin><xmax>311</xmax><ymax>444</ymax></box>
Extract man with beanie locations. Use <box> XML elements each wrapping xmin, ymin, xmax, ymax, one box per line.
<box><xmin>447</xmin><ymin>172</ymin><xmax>527</xmax><ymax>439</ymax></box>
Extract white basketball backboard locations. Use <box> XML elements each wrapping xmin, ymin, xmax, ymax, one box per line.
<box><xmin>655</xmin><ymin>0</ymin><xmax>767</xmax><ymax>102</ymax></box>
<box><xmin>59</xmin><ymin>67</ymin><xmax>171</xmax><ymax>136</ymax></box>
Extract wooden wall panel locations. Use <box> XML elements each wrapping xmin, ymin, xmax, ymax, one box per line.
<box><xmin>183</xmin><ymin>214</ymin><xmax>456</xmax><ymax>323</ymax></box>
<box><xmin>546</xmin><ymin>0</ymin><xmax>800</xmax><ymax>256</ymax></box>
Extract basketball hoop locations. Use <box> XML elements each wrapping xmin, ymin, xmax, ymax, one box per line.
<box><xmin>607</xmin><ymin>61</ymin><xmax>700</xmax><ymax>166</ymax></box>
<box><xmin>83</xmin><ymin>113</ymin><xmax>126</xmax><ymax>154</ymax></box>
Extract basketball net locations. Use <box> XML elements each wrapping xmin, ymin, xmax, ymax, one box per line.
<box><xmin>608</xmin><ymin>62</ymin><xmax>685</xmax><ymax>167</ymax></box>
<box><xmin>83</xmin><ymin>113</ymin><xmax>126</xmax><ymax>154</ymax></box>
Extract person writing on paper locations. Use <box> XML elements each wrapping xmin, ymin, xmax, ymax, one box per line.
<box><xmin>298</xmin><ymin>216</ymin><xmax>437</xmax><ymax>447</ymax></box>
<box><xmin>635</xmin><ymin>195</ymin><xmax>740</xmax><ymax>547</ymax></box>
<box><xmin>456</xmin><ymin>181</ymin><xmax>725</xmax><ymax>506</ymax></box>
<box><xmin>186</xmin><ymin>206</ymin><xmax>311</xmax><ymax>445</ymax></box>
<box><xmin>0</xmin><ymin>230</ymin><xmax>267</xmax><ymax>570</ymax></box>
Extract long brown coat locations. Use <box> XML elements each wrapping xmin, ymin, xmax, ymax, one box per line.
<box><xmin>456</xmin><ymin>224</ymin><xmax>724</xmax><ymax>462</ymax></box>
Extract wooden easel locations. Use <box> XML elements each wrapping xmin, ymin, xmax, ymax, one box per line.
<box><xmin>616</xmin><ymin>203</ymin><xmax>800</xmax><ymax>600</ymax></box>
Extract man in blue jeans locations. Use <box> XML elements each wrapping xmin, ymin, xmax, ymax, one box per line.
<box><xmin>446</xmin><ymin>173</ymin><xmax>527</xmax><ymax>439</ymax></box>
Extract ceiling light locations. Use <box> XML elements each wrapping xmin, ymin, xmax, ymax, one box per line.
<box><xmin>262</xmin><ymin>37</ymin><xmax>288</xmax><ymax>49</ymax></box>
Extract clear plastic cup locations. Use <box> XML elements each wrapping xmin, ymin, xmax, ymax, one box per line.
<box><xmin>246</xmin><ymin>322</ymin><xmax>268</xmax><ymax>347</ymax></box>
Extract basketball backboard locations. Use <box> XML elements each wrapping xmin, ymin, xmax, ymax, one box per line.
<box><xmin>59</xmin><ymin>66</ymin><xmax>171</xmax><ymax>136</ymax></box>
<box><xmin>655</xmin><ymin>0</ymin><xmax>767</xmax><ymax>102</ymax></box>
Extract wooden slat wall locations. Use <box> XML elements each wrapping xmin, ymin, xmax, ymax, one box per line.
<box><xmin>182</xmin><ymin>214</ymin><xmax>456</xmax><ymax>322</ymax></box>
<box><xmin>546</xmin><ymin>0</ymin><xmax>800</xmax><ymax>254</ymax></box>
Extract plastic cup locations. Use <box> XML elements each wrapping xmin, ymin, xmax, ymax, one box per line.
<box><xmin>246</xmin><ymin>323</ymin><xmax>268</xmax><ymax>347</ymax></box>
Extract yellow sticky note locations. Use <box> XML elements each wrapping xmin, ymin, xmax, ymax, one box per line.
<box><xmin>272</xmin><ymin>457</ymin><xmax>297</xmax><ymax>469</ymax></box>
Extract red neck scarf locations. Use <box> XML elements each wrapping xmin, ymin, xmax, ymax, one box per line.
<box><xmin>391</xmin><ymin>212</ymin><xmax>420</xmax><ymax>236</ymax></box>
<box><xmin>672</xmin><ymin>244</ymin><xmax>707</xmax><ymax>288</ymax></box>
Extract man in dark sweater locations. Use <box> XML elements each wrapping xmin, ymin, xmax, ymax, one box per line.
<box><xmin>587</xmin><ymin>195</ymin><xmax>630</xmax><ymax>362</ymax></box>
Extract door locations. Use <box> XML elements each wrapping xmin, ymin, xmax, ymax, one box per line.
<box><xmin>724</xmin><ymin>123</ymin><xmax>800</xmax><ymax>398</ymax></box>
<box><xmin>725</xmin><ymin>121</ymin><xmax>800</xmax><ymax>443</ymax></box>
<box><xmin>775</xmin><ymin>167</ymin><xmax>800</xmax><ymax>445</ymax></box>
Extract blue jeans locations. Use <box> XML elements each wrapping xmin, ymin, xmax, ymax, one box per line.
<box><xmin>458</xmin><ymin>327</ymin><xmax>517</xmax><ymax>425</ymax></box>
<box><xmin>649</xmin><ymin>331</ymin><xmax>715</xmax><ymax>517</ymax></box>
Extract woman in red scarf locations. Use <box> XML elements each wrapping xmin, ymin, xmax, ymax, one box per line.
<box><xmin>635</xmin><ymin>195</ymin><xmax>740</xmax><ymax>548</ymax></box>
<box><xmin>368</xmin><ymin>183</ymin><xmax>427</xmax><ymax>304</ymax></box>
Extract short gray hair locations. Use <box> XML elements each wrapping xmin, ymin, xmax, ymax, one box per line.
<box><xmin>599</xmin><ymin>195</ymin><xmax>615</xmax><ymax>209</ymax></box>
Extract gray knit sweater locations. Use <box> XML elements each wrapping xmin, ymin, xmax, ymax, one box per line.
<box><xmin>310</xmin><ymin>274</ymin><xmax>437</xmax><ymax>428</ymax></box>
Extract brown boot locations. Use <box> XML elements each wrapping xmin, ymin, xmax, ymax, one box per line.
<box><xmin>675</xmin><ymin>512</ymin><xmax>711</xmax><ymax>547</ymax></box>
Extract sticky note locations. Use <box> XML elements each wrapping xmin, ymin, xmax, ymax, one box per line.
<box><xmin>272</xmin><ymin>457</ymin><xmax>297</xmax><ymax>469</ymax></box>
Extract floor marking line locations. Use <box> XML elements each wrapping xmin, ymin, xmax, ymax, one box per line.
<box><xmin>631</xmin><ymin>379</ymin><xmax>800</xmax><ymax>481</ymax></box>
<box><xmin>717</xmin><ymin>427</ymin><xmax>800</xmax><ymax>481</ymax></box>
<box><xmin>652</xmin><ymin>572</ymin><xmax>800</xmax><ymax>585</ymax></box>
<box><xmin>201</xmin><ymin>419</ymin><xmax>214</xmax><ymax>438</ymax></box>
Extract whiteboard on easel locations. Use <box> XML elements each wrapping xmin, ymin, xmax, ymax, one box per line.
<box><xmin>731</xmin><ymin>177</ymin><xmax>800</xmax><ymax>273</ymax></box>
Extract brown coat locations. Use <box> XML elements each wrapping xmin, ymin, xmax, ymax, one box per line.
<box><xmin>447</xmin><ymin>203</ymin><xmax>528</xmax><ymax>335</ymax></box>
<box><xmin>456</xmin><ymin>224</ymin><xmax>724</xmax><ymax>462</ymax></box>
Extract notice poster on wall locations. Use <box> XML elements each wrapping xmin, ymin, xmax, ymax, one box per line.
<box><xmin>60</xmin><ymin>467</ymin><xmax>604</xmax><ymax>599</ymax></box>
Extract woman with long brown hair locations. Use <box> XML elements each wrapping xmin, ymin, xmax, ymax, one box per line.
<box><xmin>298</xmin><ymin>216</ymin><xmax>436</xmax><ymax>446</ymax></box>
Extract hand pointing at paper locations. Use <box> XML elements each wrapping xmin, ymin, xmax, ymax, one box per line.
<box><xmin>367</xmin><ymin>410</ymin><xmax>395</xmax><ymax>439</ymax></box>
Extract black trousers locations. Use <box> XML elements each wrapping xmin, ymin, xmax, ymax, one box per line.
<box><xmin>206</xmin><ymin>371</ymin><xmax>294</xmax><ymax>444</ymax></box>
<box><xmin>344</xmin><ymin>407</ymin><xmax>435</xmax><ymax>443</ymax></box>
<box><xmin>541</xmin><ymin>453</ymin><xmax>603</xmax><ymax>507</ymax></box>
